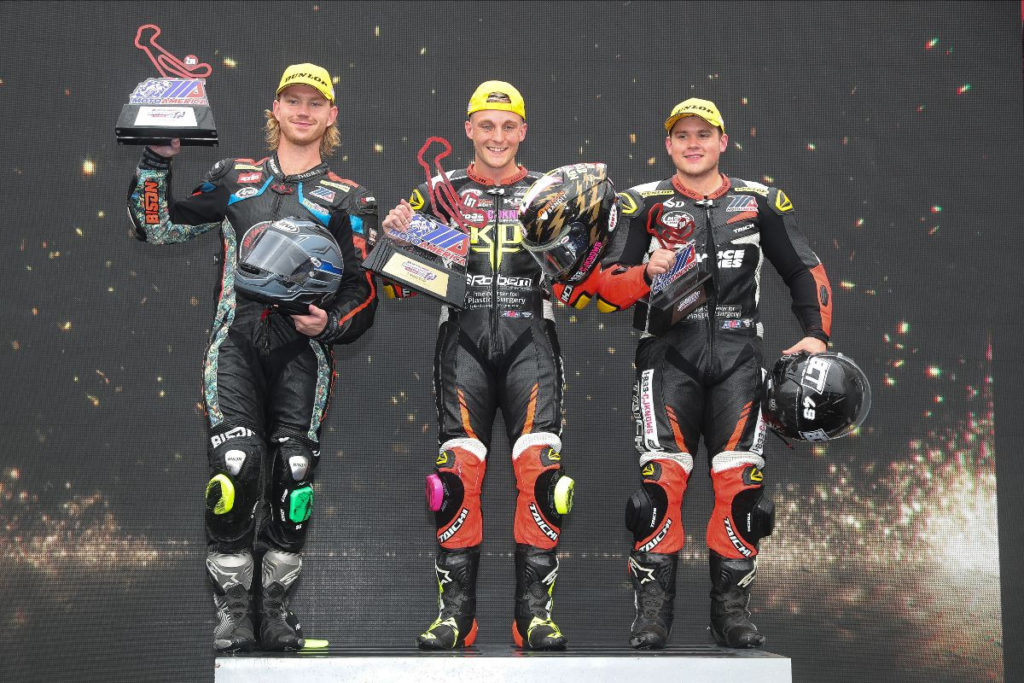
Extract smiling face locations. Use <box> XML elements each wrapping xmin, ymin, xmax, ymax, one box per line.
<box><xmin>272</xmin><ymin>84</ymin><xmax>338</xmax><ymax>149</ymax></box>
<box><xmin>665</xmin><ymin>115</ymin><xmax>728</xmax><ymax>189</ymax></box>
<box><xmin>464</xmin><ymin>110</ymin><xmax>527</xmax><ymax>179</ymax></box>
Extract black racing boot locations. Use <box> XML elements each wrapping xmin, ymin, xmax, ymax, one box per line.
<box><xmin>709</xmin><ymin>551</ymin><xmax>766</xmax><ymax>648</ymax></box>
<box><xmin>258</xmin><ymin>549</ymin><xmax>305</xmax><ymax>651</ymax></box>
<box><xmin>417</xmin><ymin>546</ymin><xmax>481</xmax><ymax>649</ymax></box>
<box><xmin>206</xmin><ymin>551</ymin><xmax>257</xmax><ymax>653</ymax></box>
<box><xmin>628</xmin><ymin>551</ymin><xmax>678</xmax><ymax>650</ymax></box>
<box><xmin>512</xmin><ymin>544</ymin><xmax>567</xmax><ymax>650</ymax></box>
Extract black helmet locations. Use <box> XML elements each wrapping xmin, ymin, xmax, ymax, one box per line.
<box><xmin>762</xmin><ymin>352</ymin><xmax>871</xmax><ymax>441</ymax></box>
<box><xmin>519</xmin><ymin>162</ymin><xmax>618</xmax><ymax>283</ymax></box>
<box><xmin>235</xmin><ymin>217</ymin><xmax>344</xmax><ymax>314</ymax></box>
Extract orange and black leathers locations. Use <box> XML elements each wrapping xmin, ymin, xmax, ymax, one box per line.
<box><xmin>596</xmin><ymin>174</ymin><xmax>831</xmax><ymax>559</ymax></box>
<box><xmin>128</xmin><ymin>148</ymin><xmax>378</xmax><ymax>553</ymax></box>
<box><xmin>398</xmin><ymin>165</ymin><xmax>567</xmax><ymax>552</ymax></box>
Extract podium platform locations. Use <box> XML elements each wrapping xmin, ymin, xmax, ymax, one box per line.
<box><xmin>216</xmin><ymin>644</ymin><xmax>791</xmax><ymax>682</ymax></box>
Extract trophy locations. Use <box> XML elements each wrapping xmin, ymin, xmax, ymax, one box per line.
<box><xmin>645</xmin><ymin>239</ymin><xmax>711</xmax><ymax>335</ymax></box>
<box><xmin>115</xmin><ymin>24</ymin><xmax>217</xmax><ymax>146</ymax></box>
<box><xmin>642</xmin><ymin>202</ymin><xmax>712</xmax><ymax>335</ymax></box>
<box><xmin>362</xmin><ymin>137</ymin><xmax>485</xmax><ymax>307</ymax></box>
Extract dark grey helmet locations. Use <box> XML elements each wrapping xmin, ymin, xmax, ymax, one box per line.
<box><xmin>235</xmin><ymin>217</ymin><xmax>344</xmax><ymax>314</ymax></box>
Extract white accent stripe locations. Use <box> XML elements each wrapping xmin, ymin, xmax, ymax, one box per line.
<box><xmin>439</xmin><ymin>437</ymin><xmax>487</xmax><ymax>461</ymax></box>
<box><xmin>512</xmin><ymin>432</ymin><xmax>562</xmax><ymax>460</ymax></box>
<box><xmin>710</xmin><ymin>451</ymin><xmax>765</xmax><ymax>473</ymax></box>
<box><xmin>639</xmin><ymin>451</ymin><xmax>694</xmax><ymax>474</ymax></box>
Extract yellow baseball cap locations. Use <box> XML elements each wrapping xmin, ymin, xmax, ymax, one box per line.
<box><xmin>276</xmin><ymin>63</ymin><xmax>335</xmax><ymax>102</ymax></box>
<box><xmin>467</xmin><ymin>80</ymin><xmax>526</xmax><ymax>120</ymax></box>
<box><xmin>664</xmin><ymin>97</ymin><xmax>724</xmax><ymax>134</ymax></box>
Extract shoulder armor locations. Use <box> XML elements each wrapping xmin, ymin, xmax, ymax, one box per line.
<box><xmin>204</xmin><ymin>158</ymin><xmax>234</xmax><ymax>182</ymax></box>
<box><xmin>768</xmin><ymin>186</ymin><xmax>795</xmax><ymax>214</ymax></box>
<box><xmin>617</xmin><ymin>187</ymin><xmax>648</xmax><ymax>217</ymax></box>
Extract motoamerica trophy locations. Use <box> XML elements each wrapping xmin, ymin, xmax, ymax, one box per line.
<box><xmin>361</xmin><ymin>137</ymin><xmax>476</xmax><ymax>307</ymax></box>
<box><xmin>115</xmin><ymin>23</ymin><xmax>218</xmax><ymax>146</ymax></box>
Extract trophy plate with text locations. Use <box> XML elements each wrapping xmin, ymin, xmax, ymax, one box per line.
<box><xmin>116</xmin><ymin>78</ymin><xmax>217</xmax><ymax>146</ymax></box>
<box><xmin>647</xmin><ymin>240</ymin><xmax>711</xmax><ymax>335</ymax></box>
<box><xmin>362</xmin><ymin>213</ymin><xmax>469</xmax><ymax>308</ymax></box>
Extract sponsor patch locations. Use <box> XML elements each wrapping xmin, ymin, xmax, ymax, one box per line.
<box><xmin>143</xmin><ymin>179</ymin><xmax>160</xmax><ymax>224</ymax></box>
<box><xmin>232</xmin><ymin>187</ymin><xmax>259</xmax><ymax>201</ymax></box>
<box><xmin>727</xmin><ymin>195</ymin><xmax>759</xmax><ymax>212</ymax></box>
<box><xmin>309</xmin><ymin>186</ymin><xmax>336</xmax><ymax>202</ymax></box>
<box><xmin>237</xmin><ymin>172</ymin><xmax>262</xmax><ymax>184</ymax></box>
<box><xmin>639</xmin><ymin>369</ymin><xmax>660</xmax><ymax>451</ymax></box>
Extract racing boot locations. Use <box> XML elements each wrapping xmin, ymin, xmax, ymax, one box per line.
<box><xmin>257</xmin><ymin>549</ymin><xmax>305</xmax><ymax>651</ymax></box>
<box><xmin>628</xmin><ymin>551</ymin><xmax>678</xmax><ymax>650</ymax></box>
<box><xmin>417</xmin><ymin>546</ymin><xmax>480</xmax><ymax>649</ymax></box>
<box><xmin>206</xmin><ymin>551</ymin><xmax>257</xmax><ymax>653</ymax></box>
<box><xmin>709</xmin><ymin>551</ymin><xmax>766</xmax><ymax>648</ymax></box>
<box><xmin>512</xmin><ymin>544</ymin><xmax>567</xmax><ymax>650</ymax></box>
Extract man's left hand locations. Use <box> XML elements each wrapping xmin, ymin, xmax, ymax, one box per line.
<box><xmin>292</xmin><ymin>304</ymin><xmax>328</xmax><ymax>336</ymax></box>
<box><xmin>782</xmin><ymin>336</ymin><xmax>827</xmax><ymax>356</ymax></box>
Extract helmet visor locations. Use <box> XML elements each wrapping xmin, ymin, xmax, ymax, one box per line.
<box><xmin>241</xmin><ymin>229</ymin><xmax>320</xmax><ymax>283</ymax></box>
<box><xmin>523</xmin><ymin>221</ymin><xmax>589</xmax><ymax>280</ymax></box>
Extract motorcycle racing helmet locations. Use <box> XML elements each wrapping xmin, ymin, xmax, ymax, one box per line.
<box><xmin>762</xmin><ymin>351</ymin><xmax>872</xmax><ymax>441</ymax></box>
<box><xmin>519</xmin><ymin>162</ymin><xmax>618</xmax><ymax>283</ymax></box>
<box><xmin>235</xmin><ymin>217</ymin><xmax>344</xmax><ymax>314</ymax></box>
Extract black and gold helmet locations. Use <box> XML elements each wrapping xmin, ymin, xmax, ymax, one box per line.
<box><xmin>519</xmin><ymin>162</ymin><xmax>618</xmax><ymax>283</ymax></box>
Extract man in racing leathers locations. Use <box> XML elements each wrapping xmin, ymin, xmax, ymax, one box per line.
<box><xmin>125</xmin><ymin>64</ymin><xmax>378</xmax><ymax>652</ymax></box>
<box><xmin>560</xmin><ymin>98</ymin><xmax>832</xmax><ymax>649</ymax></box>
<box><xmin>382</xmin><ymin>81</ymin><xmax>571</xmax><ymax>651</ymax></box>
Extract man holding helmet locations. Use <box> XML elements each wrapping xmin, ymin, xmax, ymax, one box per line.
<box><xmin>126</xmin><ymin>63</ymin><xmax>378</xmax><ymax>652</ymax></box>
<box><xmin>382</xmin><ymin>81</ymin><xmax>595</xmax><ymax>651</ymax></box>
<box><xmin>540</xmin><ymin>98</ymin><xmax>834</xmax><ymax>649</ymax></box>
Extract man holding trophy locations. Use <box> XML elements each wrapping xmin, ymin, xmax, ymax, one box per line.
<box><xmin>534</xmin><ymin>98</ymin><xmax>834</xmax><ymax>650</ymax></box>
<box><xmin>380</xmin><ymin>81</ymin><xmax>612</xmax><ymax>651</ymax></box>
<box><xmin>124</xmin><ymin>63</ymin><xmax>378</xmax><ymax>652</ymax></box>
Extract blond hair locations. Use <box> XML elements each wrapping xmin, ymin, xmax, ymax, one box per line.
<box><xmin>264</xmin><ymin>108</ymin><xmax>340</xmax><ymax>158</ymax></box>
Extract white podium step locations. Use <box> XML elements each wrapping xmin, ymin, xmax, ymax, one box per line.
<box><xmin>216</xmin><ymin>644</ymin><xmax>791</xmax><ymax>683</ymax></box>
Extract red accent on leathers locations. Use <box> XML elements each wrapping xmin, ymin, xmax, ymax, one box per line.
<box><xmin>513</xmin><ymin>444</ymin><xmax>561</xmax><ymax>549</ymax></box>
<box><xmin>634</xmin><ymin>458</ymin><xmax>690</xmax><ymax>554</ymax></box>
<box><xmin>437</xmin><ymin>447</ymin><xmax>487</xmax><ymax>549</ymax></box>
<box><xmin>707</xmin><ymin>464</ymin><xmax>763</xmax><ymax>559</ymax></box>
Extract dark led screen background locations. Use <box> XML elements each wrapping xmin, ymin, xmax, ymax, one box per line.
<box><xmin>2</xmin><ymin>2</ymin><xmax>1022</xmax><ymax>681</ymax></box>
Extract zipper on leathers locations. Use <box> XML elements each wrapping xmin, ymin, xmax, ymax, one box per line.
<box><xmin>697</xmin><ymin>198</ymin><xmax>718</xmax><ymax>363</ymax></box>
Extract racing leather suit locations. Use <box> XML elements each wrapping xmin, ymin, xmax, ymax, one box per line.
<box><xmin>127</xmin><ymin>147</ymin><xmax>378</xmax><ymax>554</ymax></box>
<box><xmin>573</xmin><ymin>172</ymin><xmax>831</xmax><ymax>649</ymax></box>
<box><xmin>580</xmin><ymin>173</ymin><xmax>831</xmax><ymax>558</ymax></box>
<box><xmin>399</xmin><ymin>164</ymin><xmax>568</xmax><ymax>550</ymax></box>
<box><xmin>402</xmin><ymin>163</ymin><xmax>570</xmax><ymax>650</ymax></box>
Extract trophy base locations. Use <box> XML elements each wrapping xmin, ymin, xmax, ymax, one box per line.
<box><xmin>362</xmin><ymin>240</ymin><xmax>466</xmax><ymax>308</ymax></box>
<box><xmin>115</xmin><ymin>103</ymin><xmax>218</xmax><ymax>146</ymax></box>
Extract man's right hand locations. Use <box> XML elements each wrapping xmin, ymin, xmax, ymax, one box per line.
<box><xmin>381</xmin><ymin>199</ymin><xmax>413</xmax><ymax>231</ymax></box>
<box><xmin>645</xmin><ymin>248</ymin><xmax>676</xmax><ymax>278</ymax></box>
<box><xmin>148</xmin><ymin>139</ymin><xmax>182</xmax><ymax>158</ymax></box>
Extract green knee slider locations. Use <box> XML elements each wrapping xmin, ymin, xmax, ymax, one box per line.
<box><xmin>288</xmin><ymin>485</ymin><xmax>314</xmax><ymax>523</ymax></box>
<box><xmin>205</xmin><ymin>473</ymin><xmax>235</xmax><ymax>515</ymax></box>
